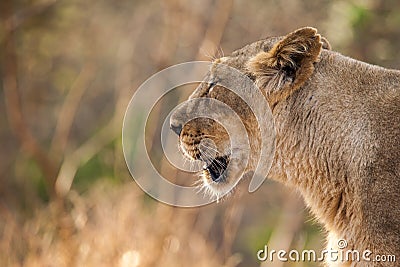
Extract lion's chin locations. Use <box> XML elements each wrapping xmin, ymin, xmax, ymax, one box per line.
<box><xmin>198</xmin><ymin>166</ymin><xmax>243</xmax><ymax>202</ymax></box>
<box><xmin>193</xmin><ymin>151</ymin><xmax>249</xmax><ymax>202</ymax></box>
<box><xmin>198</xmin><ymin>170</ymin><xmax>231</xmax><ymax>202</ymax></box>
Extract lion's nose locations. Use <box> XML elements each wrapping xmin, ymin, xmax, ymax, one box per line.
<box><xmin>170</xmin><ymin>121</ymin><xmax>182</xmax><ymax>136</ymax></box>
<box><xmin>170</xmin><ymin>105</ymin><xmax>186</xmax><ymax>135</ymax></box>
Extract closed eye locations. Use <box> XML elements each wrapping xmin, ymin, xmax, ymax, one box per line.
<box><xmin>208</xmin><ymin>81</ymin><xmax>217</xmax><ymax>89</ymax></box>
<box><xmin>208</xmin><ymin>81</ymin><xmax>217</xmax><ymax>93</ymax></box>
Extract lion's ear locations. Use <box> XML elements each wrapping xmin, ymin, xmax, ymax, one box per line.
<box><xmin>247</xmin><ymin>27</ymin><xmax>322</xmax><ymax>103</ymax></box>
<box><xmin>321</xmin><ymin>36</ymin><xmax>331</xmax><ymax>50</ymax></box>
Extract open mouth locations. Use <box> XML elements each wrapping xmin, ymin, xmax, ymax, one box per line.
<box><xmin>202</xmin><ymin>155</ymin><xmax>230</xmax><ymax>182</ymax></box>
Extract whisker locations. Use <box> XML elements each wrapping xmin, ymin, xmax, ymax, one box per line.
<box><xmin>183</xmin><ymin>157</ymin><xmax>188</xmax><ymax>169</ymax></box>
<box><xmin>199</xmin><ymin>153</ymin><xmax>213</xmax><ymax>165</ymax></box>
<box><xmin>199</xmin><ymin>143</ymin><xmax>220</xmax><ymax>155</ymax></box>
<box><xmin>211</xmin><ymin>160</ymin><xmax>226</xmax><ymax>171</ymax></box>
<box><xmin>202</xmin><ymin>150</ymin><xmax>227</xmax><ymax>170</ymax></box>
<box><xmin>209</xmin><ymin>161</ymin><xmax>226</xmax><ymax>173</ymax></box>
<box><xmin>192</xmin><ymin>178</ymin><xmax>203</xmax><ymax>187</ymax></box>
<box><xmin>201</xmin><ymin>147</ymin><xmax>219</xmax><ymax>160</ymax></box>
<box><xmin>190</xmin><ymin>159</ymin><xmax>195</xmax><ymax>172</ymax></box>
<box><xmin>185</xmin><ymin>155</ymin><xmax>193</xmax><ymax>172</ymax></box>
<box><xmin>201</xmin><ymin>48</ymin><xmax>215</xmax><ymax>61</ymax></box>
<box><xmin>199</xmin><ymin>148</ymin><xmax>215</xmax><ymax>161</ymax></box>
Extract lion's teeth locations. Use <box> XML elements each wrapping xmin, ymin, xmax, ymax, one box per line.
<box><xmin>203</xmin><ymin>163</ymin><xmax>208</xmax><ymax>169</ymax></box>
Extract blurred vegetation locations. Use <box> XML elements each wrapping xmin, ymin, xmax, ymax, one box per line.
<box><xmin>1</xmin><ymin>0</ymin><xmax>400</xmax><ymax>266</ymax></box>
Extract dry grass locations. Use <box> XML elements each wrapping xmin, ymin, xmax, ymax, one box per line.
<box><xmin>1</xmin><ymin>181</ymin><xmax>242</xmax><ymax>267</ymax></box>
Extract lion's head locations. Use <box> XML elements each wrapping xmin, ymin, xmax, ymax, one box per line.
<box><xmin>170</xmin><ymin>27</ymin><xmax>327</xmax><ymax>198</ymax></box>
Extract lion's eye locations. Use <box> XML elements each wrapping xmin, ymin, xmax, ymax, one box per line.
<box><xmin>208</xmin><ymin>81</ymin><xmax>217</xmax><ymax>93</ymax></box>
<box><xmin>208</xmin><ymin>81</ymin><xmax>217</xmax><ymax>89</ymax></box>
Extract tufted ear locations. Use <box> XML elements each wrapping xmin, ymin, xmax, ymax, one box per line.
<box><xmin>247</xmin><ymin>27</ymin><xmax>322</xmax><ymax>104</ymax></box>
<box><xmin>321</xmin><ymin>36</ymin><xmax>331</xmax><ymax>50</ymax></box>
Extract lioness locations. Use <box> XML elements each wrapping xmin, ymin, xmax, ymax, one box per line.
<box><xmin>170</xmin><ymin>27</ymin><xmax>400</xmax><ymax>266</ymax></box>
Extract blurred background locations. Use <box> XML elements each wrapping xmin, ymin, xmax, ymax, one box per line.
<box><xmin>1</xmin><ymin>0</ymin><xmax>400</xmax><ymax>266</ymax></box>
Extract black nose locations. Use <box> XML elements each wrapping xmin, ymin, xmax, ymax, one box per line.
<box><xmin>170</xmin><ymin>122</ymin><xmax>182</xmax><ymax>135</ymax></box>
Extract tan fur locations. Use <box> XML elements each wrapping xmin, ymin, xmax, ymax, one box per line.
<box><xmin>170</xmin><ymin>27</ymin><xmax>400</xmax><ymax>266</ymax></box>
<box><xmin>247</xmin><ymin>28</ymin><xmax>322</xmax><ymax>106</ymax></box>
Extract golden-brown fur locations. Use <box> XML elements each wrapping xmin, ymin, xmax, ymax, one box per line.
<box><xmin>170</xmin><ymin>27</ymin><xmax>400</xmax><ymax>266</ymax></box>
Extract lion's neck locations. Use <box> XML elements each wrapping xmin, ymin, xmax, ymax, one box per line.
<box><xmin>264</xmin><ymin>52</ymin><xmax>400</xmax><ymax>246</ymax></box>
<box><xmin>268</xmin><ymin>86</ymin><xmax>364</xmax><ymax>238</ymax></box>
